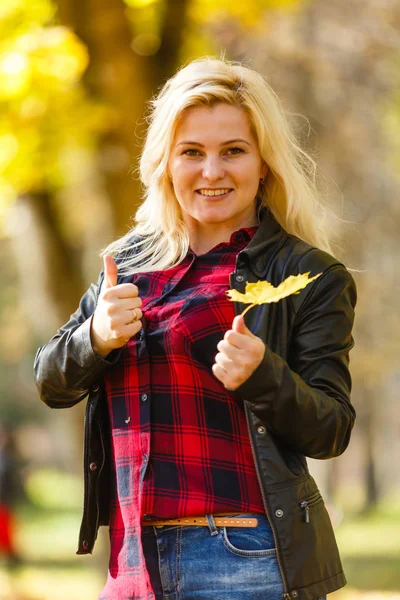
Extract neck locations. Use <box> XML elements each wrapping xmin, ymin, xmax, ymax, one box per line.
<box><xmin>188</xmin><ymin>219</ymin><xmax>258</xmax><ymax>256</ymax></box>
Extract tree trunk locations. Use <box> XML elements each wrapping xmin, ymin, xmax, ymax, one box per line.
<box><xmin>8</xmin><ymin>192</ymin><xmax>83</xmax><ymax>340</ymax></box>
<box><xmin>364</xmin><ymin>407</ymin><xmax>379</xmax><ymax>510</ymax></box>
<box><xmin>56</xmin><ymin>0</ymin><xmax>189</xmax><ymax>235</ymax></box>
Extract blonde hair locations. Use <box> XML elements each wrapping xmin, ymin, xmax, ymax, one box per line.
<box><xmin>104</xmin><ymin>57</ymin><xmax>337</xmax><ymax>274</ymax></box>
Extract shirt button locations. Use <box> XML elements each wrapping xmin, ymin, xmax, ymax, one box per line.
<box><xmin>92</xmin><ymin>384</ymin><xmax>99</xmax><ymax>393</ymax></box>
<box><xmin>82</xmin><ymin>540</ymin><xmax>89</xmax><ymax>550</ymax></box>
<box><xmin>89</xmin><ymin>462</ymin><xmax>97</xmax><ymax>471</ymax></box>
<box><xmin>275</xmin><ymin>509</ymin><xmax>284</xmax><ymax>518</ymax></box>
<box><xmin>257</xmin><ymin>426</ymin><xmax>266</xmax><ymax>435</ymax></box>
<box><xmin>236</xmin><ymin>274</ymin><xmax>244</xmax><ymax>283</ymax></box>
<box><xmin>292</xmin><ymin>591</ymin><xmax>298</xmax><ymax>598</ymax></box>
<box><xmin>141</xmin><ymin>393</ymin><xmax>148</xmax><ymax>402</ymax></box>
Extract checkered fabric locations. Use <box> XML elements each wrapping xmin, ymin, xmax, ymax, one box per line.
<box><xmin>100</xmin><ymin>227</ymin><xmax>264</xmax><ymax>599</ymax></box>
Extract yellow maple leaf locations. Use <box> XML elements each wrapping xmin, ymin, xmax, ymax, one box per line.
<box><xmin>227</xmin><ymin>272</ymin><xmax>322</xmax><ymax>316</ymax></box>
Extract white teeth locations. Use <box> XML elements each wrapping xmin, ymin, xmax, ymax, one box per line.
<box><xmin>198</xmin><ymin>189</ymin><xmax>231</xmax><ymax>197</ymax></box>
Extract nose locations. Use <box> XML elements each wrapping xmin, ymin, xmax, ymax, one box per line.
<box><xmin>202</xmin><ymin>155</ymin><xmax>225</xmax><ymax>182</ymax></box>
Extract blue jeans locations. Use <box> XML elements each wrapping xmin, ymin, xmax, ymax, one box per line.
<box><xmin>141</xmin><ymin>513</ymin><xmax>327</xmax><ymax>600</ymax></box>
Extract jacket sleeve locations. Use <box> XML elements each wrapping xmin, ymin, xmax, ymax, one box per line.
<box><xmin>34</xmin><ymin>270</ymin><xmax>122</xmax><ymax>408</ymax></box>
<box><xmin>236</xmin><ymin>264</ymin><xmax>357</xmax><ymax>459</ymax></box>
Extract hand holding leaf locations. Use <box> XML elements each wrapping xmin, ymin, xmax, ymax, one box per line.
<box><xmin>212</xmin><ymin>314</ymin><xmax>266</xmax><ymax>391</ymax></box>
<box><xmin>213</xmin><ymin>272</ymin><xmax>322</xmax><ymax>391</ymax></box>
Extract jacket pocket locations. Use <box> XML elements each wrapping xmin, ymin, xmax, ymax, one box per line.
<box><xmin>266</xmin><ymin>475</ymin><xmax>345</xmax><ymax>598</ymax></box>
<box><xmin>299</xmin><ymin>490</ymin><xmax>323</xmax><ymax>524</ymax></box>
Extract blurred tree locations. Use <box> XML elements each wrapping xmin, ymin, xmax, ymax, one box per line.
<box><xmin>0</xmin><ymin>0</ymin><xmax>301</xmax><ymax>339</ymax></box>
<box><xmin>55</xmin><ymin>0</ymin><xmax>190</xmax><ymax>234</ymax></box>
<box><xmin>0</xmin><ymin>0</ymin><xmax>299</xmax><ymax>493</ymax></box>
<box><xmin>54</xmin><ymin>0</ymin><xmax>299</xmax><ymax>232</ymax></box>
<box><xmin>0</xmin><ymin>0</ymin><xmax>111</xmax><ymax>335</ymax></box>
<box><xmin>2</xmin><ymin>0</ymin><xmax>399</xmax><ymax>517</ymax></box>
<box><xmin>221</xmin><ymin>0</ymin><xmax>400</xmax><ymax>508</ymax></box>
<box><xmin>171</xmin><ymin>0</ymin><xmax>400</xmax><ymax>507</ymax></box>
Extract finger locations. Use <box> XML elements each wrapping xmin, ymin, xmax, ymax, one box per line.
<box><xmin>214</xmin><ymin>351</ymin><xmax>234</xmax><ymax>372</ymax></box>
<box><xmin>225</xmin><ymin>327</ymin><xmax>263</xmax><ymax>349</ymax></box>
<box><xmin>127</xmin><ymin>317</ymin><xmax>143</xmax><ymax>333</ymax></box>
<box><xmin>106</xmin><ymin>297</ymin><xmax>142</xmax><ymax>314</ymax></box>
<box><xmin>232</xmin><ymin>314</ymin><xmax>256</xmax><ymax>338</ymax></box>
<box><xmin>103</xmin><ymin>255</ymin><xmax>118</xmax><ymax>289</ymax></box>
<box><xmin>105</xmin><ymin>309</ymin><xmax>142</xmax><ymax>332</ymax></box>
<box><xmin>224</xmin><ymin>329</ymin><xmax>246</xmax><ymax>349</ymax></box>
<box><xmin>103</xmin><ymin>283</ymin><xmax>140</xmax><ymax>299</ymax></box>
<box><xmin>121</xmin><ymin>319</ymin><xmax>143</xmax><ymax>341</ymax></box>
<box><xmin>212</xmin><ymin>363</ymin><xmax>239</xmax><ymax>390</ymax></box>
<box><xmin>125</xmin><ymin>307</ymin><xmax>143</xmax><ymax>324</ymax></box>
<box><xmin>212</xmin><ymin>362</ymin><xmax>228</xmax><ymax>385</ymax></box>
<box><xmin>216</xmin><ymin>339</ymin><xmax>237</xmax><ymax>360</ymax></box>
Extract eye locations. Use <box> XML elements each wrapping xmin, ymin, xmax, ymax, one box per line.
<box><xmin>226</xmin><ymin>147</ymin><xmax>245</xmax><ymax>155</ymax></box>
<box><xmin>182</xmin><ymin>148</ymin><xmax>201</xmax><ymax>157</ymax></box>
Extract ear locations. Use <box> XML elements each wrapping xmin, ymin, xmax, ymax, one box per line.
<box><xmin>261</xmin><ymin>163</ymin><xmax>268</xmax><ymax>180</ymax></box>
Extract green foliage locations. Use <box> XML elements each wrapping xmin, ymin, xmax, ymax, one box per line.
<box><xmin>382</xmin><ymin>92</ymin><xmax>400</xmax><ymax>174</ymax></box>
<box><xmin>124</xmin><ymin>0</ymin><xmax>165</xmax><ymax>57</ymax></box>
<box><xmin>0</xmin><ymin>0</ymin><xmax>56</xmax><ymax>38</ymax></box>
<box><xmin>24</xmin><ymin>468</ymin><xmax>82</xmax><ymax>510</ymax></box>
<box><xmin>0</xmin><ymin>0</ymin><xmax>304</xmax><ymax>217</ymax></box>
<box><xmin>0</xmin><ymin>0</ymin><xmax>109</xmax><ymax>217</ymax></box>
<box><xmin>334</xmin><ymin>492</ymin><xmax>400</xmax><ymax>592</ymax></box>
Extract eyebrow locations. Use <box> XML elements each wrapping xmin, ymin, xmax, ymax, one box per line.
<box><xmin>175</xmin><ymin>138</ymin><xmax>251</xmax><ymax>148</ymax></box>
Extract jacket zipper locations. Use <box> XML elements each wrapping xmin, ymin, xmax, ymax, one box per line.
<box><xmin>79</xmin><ymin>277</ymin><xmax>105</xmax><ymax>552</ymax></box>
<box><xmin>94</xmin><ymin>414</ymin><xmax>106</xmax><ymax>537</ymax></box>
<box><xmin>88</xmin><ymin>277</ymin><xmax>105</xmax><ymax>544</ymax></box>
<box><xmin>81</xmin><ymin>403</ymin><xmax>90</xmax><ymax>551</ymax></box>
<box><xmin>300</xmin><ymin>491</ymin><xmax>322</xmax><ymax>524</ymax></box>
<box><xmin>243</xmin><ymin>402</ymin><xmax>291</xmax><ymax>600</ymax></box>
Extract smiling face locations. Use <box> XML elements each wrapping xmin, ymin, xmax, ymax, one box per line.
<box><xmin>168</xmin><ymin>103</ymin><xmax>267</xmax><ymax>252</ymax></box>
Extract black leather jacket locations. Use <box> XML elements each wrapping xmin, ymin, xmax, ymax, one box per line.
<box><xmin>34</xmin><ymin>211</ymin><xmax>356</xmax><ymax>600</ymax></box>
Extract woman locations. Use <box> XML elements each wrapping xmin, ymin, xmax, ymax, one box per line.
<box><xmin>34</xmin><ymin>57</ymin><xmax>356</xmax><ymax>600</ymax></box>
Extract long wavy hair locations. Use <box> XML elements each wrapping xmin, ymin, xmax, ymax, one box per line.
<box><xmin>104</xmin><ymin>57</ymin><xmax>337</xmax><ymax>274</ymax></box>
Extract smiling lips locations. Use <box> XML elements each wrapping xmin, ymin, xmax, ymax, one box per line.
<box><xmin>197</xmin><ymin>188</ymin><xmax>232</xmax><ymax>197</ymax></box>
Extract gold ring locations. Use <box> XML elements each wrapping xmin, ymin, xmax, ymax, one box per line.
<box><xmin>130</xmin><ymin>308</ymin><xmax>138</xmax><ymax>324</ymax></box>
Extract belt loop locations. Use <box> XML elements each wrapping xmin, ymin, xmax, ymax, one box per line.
<box><xmin>206</xmin><ymin>514</ymin><xmax>218</xmax><ymax>536</ymax></box>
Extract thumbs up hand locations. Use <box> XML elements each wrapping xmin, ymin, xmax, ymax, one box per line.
<box><xmin>90</xmin><ymin>255</ymin><xmax>143</xmax><ymax>358</ymax></box>
<box><xmin>212</xmin><ymin>315</ymin><xmax>265</xmax><ymax>390</ymax></box>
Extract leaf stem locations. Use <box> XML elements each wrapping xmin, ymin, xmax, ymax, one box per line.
<box><xmin>241</xmin><ymin>303</ymin><xmax>257</xmax><ymax>317</ymax></box>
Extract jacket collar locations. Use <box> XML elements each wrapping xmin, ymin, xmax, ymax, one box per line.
<box><xmin>118</xmin><ymin>209</ymin><xmax>287</xmax><ymax>282</ymax></box>
<box><xmin>237</xmin><ymin>209</ymin><xmax>287</xmax><ymax>279</ymax></box>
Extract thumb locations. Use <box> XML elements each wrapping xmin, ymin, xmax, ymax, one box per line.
<box><xmin>232</xmin><ymin>314</ymin><xmax>254</xmax><ymax>337</ymax></box>
<box><xmin>103</xmin><ymin>255</ymin><xmax>118</xmax><ymax>289</ymax></box>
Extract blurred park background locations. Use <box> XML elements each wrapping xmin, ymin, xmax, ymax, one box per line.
<box><xmin>1</xmin><ymin>0</ymin><xmax>400</xmax><ymax>598</ymax></box>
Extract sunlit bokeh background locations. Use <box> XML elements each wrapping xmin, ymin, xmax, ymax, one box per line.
<box><xmin>1</xmin><ymin>0</ymin><xmax>400</xmax><ymax>598</ymax></box>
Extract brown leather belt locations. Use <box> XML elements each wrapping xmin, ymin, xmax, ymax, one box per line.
<box><xmin>142</xmin><ymin>516</ymin><xmax>258</xmax><ymax>528</ymax></box>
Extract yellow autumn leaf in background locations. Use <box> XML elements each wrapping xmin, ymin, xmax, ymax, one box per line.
<box><xmin>227</xmin><ymin>272</ymin><xmax>322</xmax><ymax>316</ymax></box>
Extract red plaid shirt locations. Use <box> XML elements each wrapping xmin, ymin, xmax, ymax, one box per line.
<box><xmin>101</xmin><ymin>227</ymin><xmax>264</xmax><ymax>599</ymax></box>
